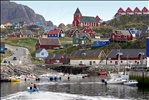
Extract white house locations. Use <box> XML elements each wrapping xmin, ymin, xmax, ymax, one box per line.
<box><xmin>35</xmin><ymin>48</ymin><xmax>49</xmax><ymax>60</ymax></box>
<box><xmin>0</xmin><ymin>24</ymin><xmax>5</xmax><ymax>28</ymax></box>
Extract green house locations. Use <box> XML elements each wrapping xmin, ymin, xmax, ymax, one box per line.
<box><xmin>72</xmin><ymin>32</ymin><xmax>91</xmax><ymax>46</ymax></box>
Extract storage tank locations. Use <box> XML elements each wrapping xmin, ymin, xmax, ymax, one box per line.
<box><xmin>146</xmin><ymin>37</ymin><xmax>149</xmax><ymax>67</ymax></box>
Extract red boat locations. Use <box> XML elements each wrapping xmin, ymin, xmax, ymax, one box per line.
<box><xmin>98</xmin><ymin>72</ymin><xmax>107</xmax><ymax>76</ymax></box>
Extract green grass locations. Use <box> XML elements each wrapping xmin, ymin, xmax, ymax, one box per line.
<box><xmin>0</xmin><ymin>50</ymin><xmax>12</xmax><ymax>63</ymax></box>
<box><xmin>1</xmin><ymin>37</ymin><xmax>37</xmax><ymax>53</ymax></box>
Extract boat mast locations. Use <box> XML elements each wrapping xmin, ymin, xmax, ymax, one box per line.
<box><xmin>117</xmin><ymin>49</ymin><xmax>120</xmax><ymax>73</ymax></box>
<box><xmin>117</xmin><ymin>49</ymin><xmax>123</xmax><ymax>73</ymax></box>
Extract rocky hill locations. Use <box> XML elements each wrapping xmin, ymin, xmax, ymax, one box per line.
<box><xmin>1</xmin><ymin>1</ymin><xmax>53</xmax><ymax>26</ymax></box>
<box><xmin>107</xmin><ymin>14</ymin><xmax>149</xmax><ymax>29</ymax></box>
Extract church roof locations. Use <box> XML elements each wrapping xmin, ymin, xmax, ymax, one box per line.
<box><xmin>74</xmin><ymin>8</ymin><xmax>81</xmax><ymax>14</ymax></box>
<box><xmin>79</xmin><ymin>16</ymin><xmax>99</xmax><ymax>23</ymax></box>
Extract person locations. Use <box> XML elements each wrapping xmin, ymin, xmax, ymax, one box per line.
<box><xmin>30</xmin><ymin>82</ymin><xmax>33</xmax><ymax>90</ymax></box>
<box><xmin>33</xmin><ymin>84</ymin><xmax>37</xmax><ymax>90</ymax></box>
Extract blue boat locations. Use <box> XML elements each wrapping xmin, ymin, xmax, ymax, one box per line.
<box><xmin>27</xmin><ymin>87</ymin><xmax>39</xmax><ymax>92</ymax></box>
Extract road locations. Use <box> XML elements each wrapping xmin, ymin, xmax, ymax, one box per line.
<box><xmin>4</xmin><ymin>44</ymin><xmax>31</xmax><ymax>66</ymax></box>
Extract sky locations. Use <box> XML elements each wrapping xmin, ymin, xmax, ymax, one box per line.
<box><xmin>12</xmin><ymin>1</ymin><xmax>149</xmax><ymax>26</ymax></box>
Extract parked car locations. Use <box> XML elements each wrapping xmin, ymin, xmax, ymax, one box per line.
<box><xmin>3</xmin><ymin>60</ymin><xmax>7</xmax><ymax>63</ymax></box>
<box><xmin>13</xmin><ymin>57</ymin><xmax>17</xmax><ymax>60</ymax></box>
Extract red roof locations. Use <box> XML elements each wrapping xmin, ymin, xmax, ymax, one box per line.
<box><xmin>96</xmin><ymin>16</ymin><xmax>101</xmax><ymax>21</ymax></box>
<box><xmin>48</xmin><ymin>29</ymin><xmax>60</xmax><ymax>34</ymax></box>
<box><xmin>126</xmin><ymin>7</ymin><xmax>133</xmax><ymax>13</ymax></box>
<box><xmin>134</xmin><ymin>7</ymin><xmax>141</xmax><ymax>13</ymax></box>
<box><xmin>142</xmin><ymin>7</ymin><xmax>148</xmax><ymax>12</ymax></box>
<box><xmin>118</xmin><ymin>7</ymin><xmax>125</xmax><ymax>14</ymax></box>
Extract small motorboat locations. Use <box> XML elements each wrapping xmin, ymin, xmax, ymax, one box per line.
<box><xmin>10</xmin><ymin>78</ymin><xmax>20</xmax><ymax>82</ymax></box>
<box><xmin>98</xmin><ymin>71</ymin><xmax>107</xmax><ymax>76</ymax></box>
<box><xmin>27</xmin><ymin>87</ymin><xmax>39</xmax><ymax>92</ymax></box>
<box><xmin>124</xmin><ymin>80</ymin><xmax>138</xmax><ymax>86</ymax></box>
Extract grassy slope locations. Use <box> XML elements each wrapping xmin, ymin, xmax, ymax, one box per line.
<box><xmin>0</xmin><ymin>50</ymin><xmax>12</xmax><ymax>63</ymax></box>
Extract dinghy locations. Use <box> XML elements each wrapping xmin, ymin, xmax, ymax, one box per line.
<box><xmin>27</xmin><ymin>87</ymin><xmax>39</xmax><ymax>92</ymax></box>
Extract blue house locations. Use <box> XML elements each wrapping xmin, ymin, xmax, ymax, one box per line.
<box><xmin>35</xmin><ymin>22</ymin><xmax>43</xmax><ymax>26</ymax></box>
<box><xmin>92</xmin><ymin>39</ymin><xmax>110</xmax><ymax>48</ymax></box>
<box><xmin>125</xmin><ymin>28</ymin><xmax>137</xmax><ymax>38</ymax></box>
<box><xmin>0</xmin><ymin>42</ymin><xmax>6</xmax><ymax>53</ymax></box>
<box><xmin>44</xmin><ymin>27</ymin><xmax>50</xmax><ymax>32</ymax></box>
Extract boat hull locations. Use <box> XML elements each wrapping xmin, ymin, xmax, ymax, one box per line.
<box><xmin>27</xmin><ymin>87</ymin><xmax>39</xmax><ymax>93</ymax></box>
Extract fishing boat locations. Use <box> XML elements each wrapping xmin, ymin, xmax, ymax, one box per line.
<box><xmin>27</xmin><ymin>87</ymin><xmax>39</xmax><ymax>92</ymax></box>
<box><xmin>124</xmin><ymin>80</ymin><xmax>138</xmax><ymax>86</ymax></box>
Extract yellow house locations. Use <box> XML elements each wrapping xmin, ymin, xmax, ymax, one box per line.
<box><xmin>70</xmin><ymin>49</ymin><xmax>106</xmax><ymax>66</ymax></box>
<box><xmin>4</xmin><ymin>23</ymin><xmax>12</xmax><ymax>27</ymax></box>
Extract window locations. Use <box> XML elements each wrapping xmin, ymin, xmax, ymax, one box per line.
<box><xmin>110</xmin><ymin>61</ymin><xmax>112</xmax><ymax>63</ymax></box>
<box><xmin>121</xmin><ymin>61</ymin><xmax>123</xmax><ymax>63</ymax></box>
<box><xmin>93</xmin><ymin>61</ymin><xmax>96</xmax><ymax>63</ymax></box>
<box><xmin>41</xmin><ymin>52</ymin><xmax>44</xmax><ymax>55</ymax></box>
<box><xmin>76</xmin><ymin>40</ymin><xmax>78</xmax><ymax>43</ymax></box>
<box><xmin>102</xmin><ymin>41</ymin><xmax>106</xmax><ymax>44</ymax></box>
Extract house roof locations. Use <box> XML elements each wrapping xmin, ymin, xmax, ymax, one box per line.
<box><xmin>48</xmin><ymin>29</ymin><xmax>61</xmax><ymax>34</ymax></box>
<box><xmin>74</xmin><ymin>8</ymin><xmax>81</xmax><ymax>14</ymax></box>
<box><xmin>114</xmin><ymin>30</ymin><xmax>131</xmax><ymax>36</ymax></box>
<box><xmin>79</xmin><ymin>16</ymin><xmax>99</xmax><ymax>23</ymax></box>
<box><xmin>68</xmin><ymin>28</ymin><xmax>81</xmax><ymax>37</ymax></box>
<box><xmin>126</xmin><ymin>7</ymin><xmax>133</xmax><ymax>13</ymax></box>
<box><xmin>53</xmin><ymin>53</ymin><xmax>65</xmax><ymax>59</ymax></box>
<box><xmin>134</xmin><ymin>7</ymin><xmax>141</xmax><ymax>12</ymax></box>
<box><xmin>118</xmin><ymin>7</ymin><xmax>125</xmax><ymax>13</ymax></box>
<box><xmin>140</xmin><ymin>26</ymin><xmax>149</xmax><ymax>37</ymax></box>
<box><xmin>46</xmin><ymin>54</ymin><xmax>54</xmax><ymax>59</ymax></box>
<box><xmin>20</xmin><ymin>30</ymin><xmax>33</xmax><ymax>35</ymax></box>
<box><xmin>75</xmin><ymin>32</ymin><xmax>91</xmax><ymax>40</ymax></box>
<box><xmin>38</xmin><ymin>38</ymin><xmax>61</xmax><ymax>46</ymax></box>
<box><xmin>107</xmin><ymin>49</ymin><xmax>146</xmax><ymax>58</ymax></box>
<box><xmin>36</xmin><ymin>48</ymin><xmax>44</xmax><ymax>53</ymax></box>
<box><xmin>142</xmin><ymin>7</ymin><xmax>148</xmax><ymax>12</ymax></box>
<box><xmin>0</xmin><ymin>42</ymin><xmax>5</xmax><ymax>48</ymax></box>
<box><xmin>70</xmin><ymin>49</ymin><xmax>101</xmax><ymax>58</ymax></box>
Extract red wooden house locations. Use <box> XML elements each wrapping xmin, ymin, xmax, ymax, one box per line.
<box><xmin>45</xmin><ymin>53</ymin><xmax>70</xmax><ymax>64</ymax></box>
<box><xmin>68</xmin><ymin>29</ymin><xmax>80</xmax><ymax>37</ymax></box>
<box><xmin>117</xmin><ymin>7</ymin><xmax>126</xmax><ymax>15</ymax></box>
<box><xmin>142</xmin><ymin>7</ymin><xmax>149</xmax><ymax>14</ymax></box>
<box><xmin>125</xmin><ymin>7</ymin><xmax>134</xmax><ymax>15</ymax></box>
<box><xmin>110</xmin><ymin>30</ymin><xmax>133</xmax><ymax>42</ymax></box>
<box><xmin>72</xmin><ymin>8</ymin><xmax>102</xmax><ymax>27</ymax></box>
<box><xmin>81</xmin><ymin>26</ymin><xmax>96</xmax><ymax>38</ymax></box>
<box><xmin>134</xmin><ymin>7</ymin><xmax>142</xmax><ymax>15</ymax></box>
<box><xmin>36</xmin><ymin>38</ymin><xmax>61</xmax><ymax>50</ymax></box>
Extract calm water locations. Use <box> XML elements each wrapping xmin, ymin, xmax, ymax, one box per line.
<box><xmin>1</xmin><ymin>76</ymin><xmax>149</xmax><ymax>100</ymax></box>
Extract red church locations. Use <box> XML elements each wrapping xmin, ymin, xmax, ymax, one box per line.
<box><xmin>72</xmin><ymin>8</ymin><xmax>102</xmax><ymax>27</ymax></box>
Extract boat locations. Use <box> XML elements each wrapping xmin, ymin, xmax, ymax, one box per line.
<box><xmin>106</xmin><ymin>77</ymin><xmax>126</xmax><ymax>84</ymax></box>
<box><xmin>10</xmin><ymin>78</ymin><xmax>21</xmax><ymax>82</ymax></box>
<box><xmin>27</xmin><ymin>87</ymin><xmax>39</xmax><ymax>92</ymax></box>
<box><xmin>124</xmin><ymin>80</ymin><xmax>138</xmax><ymax>86</ymax></box>
<box><xmin>98</xmin><ymin>71</ymin><xmax>107</xmax><ymax>76</ymax></box>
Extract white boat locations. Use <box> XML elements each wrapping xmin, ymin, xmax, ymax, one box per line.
<box><xmin>106</xmin><ymin>77</ymin><xmax>126</xmax><ymax>84</ymax></box>
<box><xmin>124</xmin><ymin>80</ymin><xmax>138</xmax><ymax>86</ymax></box>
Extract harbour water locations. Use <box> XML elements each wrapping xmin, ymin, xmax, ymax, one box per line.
<box><xmin>1</xmin><ymin>76</ymin><xmax>149</xmax><ymax>100</ymax></box>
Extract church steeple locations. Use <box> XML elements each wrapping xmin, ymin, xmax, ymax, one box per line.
<box><xmin>74</xmin><ymin>8</ymin><xmax>81</xmax><ymax>14</ymax></box>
